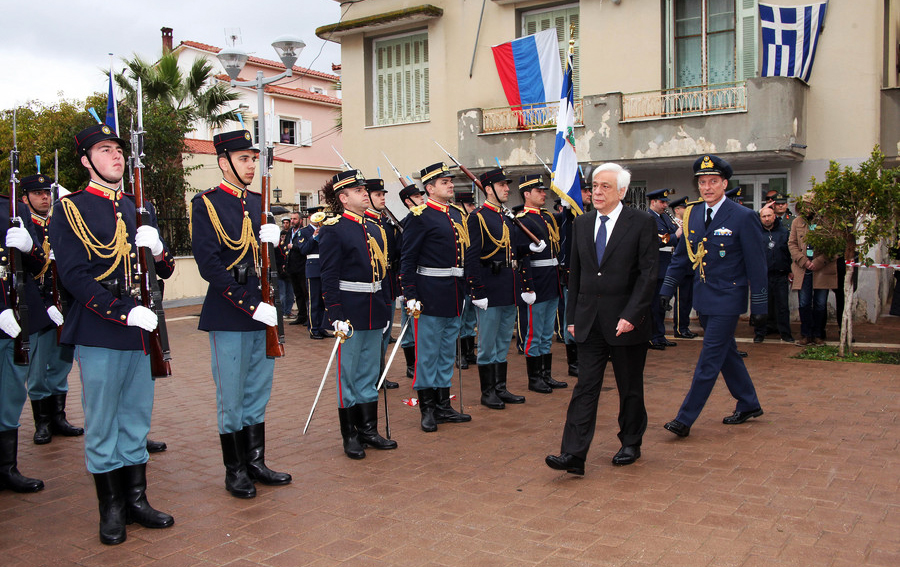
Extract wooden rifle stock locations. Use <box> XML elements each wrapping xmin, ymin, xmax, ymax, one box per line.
<box><xmin>454</xmin><ymin>162</ymin><xmax>542</xmax><ymax>246</ymax></box>
<box><xmin>259</xmin><ymin>175</ymin><xmax>285</xmax><ymax>358</ymax></box>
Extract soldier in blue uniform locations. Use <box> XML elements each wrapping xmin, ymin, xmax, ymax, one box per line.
<box><xmin>19</xmin><ymin>174</ymin><xmax>83</xmax><ymax>444</ymax></box>
<box><xmin>514</xmin><ymin>174</ymin><xmax>567</xmax><ymax>393</ymax></box>
<box><xmin>454</xmin><ymin>189</ymin><xmax>478</xmax><ymax>369</ymax></box>
<box><xmin>400</xmin><ymin>163</ymin><xmax>471</xmax><ymax>431</ymax></box>
<box><xmin>297</xmin><ymin>204</ymin><xmax>327</xmax><ymax>338</ymax></box>
<box><xmin>647</xmin><ymin>188</ymin><xmax>679</xmax><ymax>350</ymax></box>
<box><xmin>668</xmin><ymin>196</ymin><xmax>697</xmax><ymax>339</ymax></box>
<box><xmin>397</xmin><ymin>183</ymin><xmax>424</xmax><ymax>379</ymax></box>
<box><xmin>660</xmin><ymin>155</ymin><xmax>768</xmax><ymax>438</ymax></box>
<box><xmin>319</xmin><ymin>170</ymin><xmax>397</xmax><ymax>458</ymax></box>
<box><xmin>190</xmin><ymin>130</ymin><xmax>291</xmax><ymax>500</ymax></box>
<box><xmin>556</xmin><ymin>173</ymin><xmax>586</xmax><ymax>378</ymax></box>
<box><xmin>50</xmin><ymin>124</ymin><xmax>176</xmax><ymax>544</ymax></box>
<box><xmin>0</xmin><ymin>184</ymin><xmax>47</xmax><ymax>494</ymax></box>
<box><xmin>465</xmin><ymin>167</ymin><xmax>542</xmax><ymax>408</ymax></box>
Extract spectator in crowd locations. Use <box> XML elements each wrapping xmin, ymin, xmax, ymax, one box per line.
<box><xmin>755</xmin><ymin>204</ymin><xmax>793</xmax><ymax>343</ymax></box>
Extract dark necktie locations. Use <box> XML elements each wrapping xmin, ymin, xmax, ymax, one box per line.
<box><xmin>705</xmin><ymin>208</ymin><xmax>713</xmax><ymax>229</ymax></box>
<box><xmin>595</xmin><ymin>215</ymin><xmax>609</xmax><ymax>266</ymax></box>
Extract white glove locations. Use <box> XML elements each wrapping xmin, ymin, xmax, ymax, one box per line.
<box><xmin>0</xmin><ymin>309</ymin><xmax>21</xmax><ymax>338</ymax></box>
<box><xmin>48</xmin><ymin>249</ymin><xmax>55</xmax><ymax>261</ymax></box>
<box><xmin>521</xmin><ymin>291</ymin><xmax>536</xmax><ymax>305</ymax></box>
<box><xmin>135</xmin><ymin>225</ymin><xmax>164</xmax><ymax>256</ymax></box>
<box><xmin>561</xmin><ymin>198</ymin><xmax>571</xmax><ymax>209</ymax></box>
<box><xmin>529</xmin><ymin>240</ymin><xmax>547</xmax><ymax>253</ymax></box>
<box><xmin>6</xmin><ymin>225</ymin><xmax>34</xmax><ymax>253</ymax></box>
<box><xmin>405</xmin><ymin>299</ymin><xmax>422</xmax><ymax>314</ymax></box>
<box><xmin>47</xmin><ymin>306</ymin><xmax>64</xmax><ymax>326</ymax></box>
<box><xmin>472</xmin><ymin>298</ymin><xmax>489</xmax><ymax>310</ymax></box>
<box><xmin>332</xmin><ymin>320</ymin><xmax>350</xmax><ymax>336</ymax></box>
<box><xmin>259</xmin><ymin>224</ymin><xmax>280</xmax><ymax>245</ymax></box>
<box><xmin>126</xmin><ymin>306</ymin><xmax>158</xmax><ymax>332</ymax></box>
<box><xmin>251</xmin><ymin>302</ymin><xmax>278</xmax><ymax>327</ymax></box>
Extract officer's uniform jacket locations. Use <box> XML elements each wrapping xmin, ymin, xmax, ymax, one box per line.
<box><xmin>28</xmin><ymin>212</ymin><xmax>63</xmax><ymax>333</ymax></box>
<box><xmin>319</xmin><ymin>210</ymin><xmax>391</xmax><ymax>330</ymax></box>
<box><xmin>661</xmin><ymin>197</ymin><xmax>768</xmax><ymax>316</ymax></box>
<box><xmin>400</xmin><ymin>198</ymin><xmax>467</xmax><ymax>318</ymax></box>
<box><xmin>465</xmin><ymin>201</ymin><xmax>531</xmax><ymax>307</ymax></box>
<box><xmin>651</xmin><ymin>209</ymin><xmax>679</xmax><ymax>278</ymax></box>
<box><xmin>516</xmin><ymin>206</ymin><xmax>561</xmax><ymax>302</ymax></box>
<box><xmin>50</xmin><ymin>182</ymin><xmax>175</xmax><ymax>350</ymax></box>
<box><xmin>296</xmin><ymin>224</ymin><xmax>320</xmax><ymax>278</ymax></box>
<box><xmin>1</xmin><ymin>197</ymin><xmax>51</xmax><ymax>339</ymax></box>
<box><xmin>191</xmin><ymin>180</ymin><xmax>266</xmax><ymax>332</ymax></box>
<box><xmin>365</xmin><ymin>209</ymin><xmax>400</xmax><ymax>301</ymax></box>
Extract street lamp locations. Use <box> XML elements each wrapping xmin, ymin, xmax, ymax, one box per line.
<box><xmin>273</xmin><ymin>186</ymin><xmax>282</xmax><ymax>203</ymax></box>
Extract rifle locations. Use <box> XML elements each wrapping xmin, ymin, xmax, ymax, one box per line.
<box><xmin>130</xmin><ymin>78</ymin><xmax>172</xmax><ymax>377</ymax></box>
<box><xmin>48</xmin><ymin>150</ymin><xmax>68</xmax><ymax>344</ymax></box>
<box><xmin>7</xmin><ymin>110</ymin><xmax>29</xmax><ymax>365</ymax></box>
<box><xmin>259</xmin><ymin>114</ymin><xmax>285</xmax><ymax>358</ymax></box>
<box><xmin>331</xmin><ymin>147</ymin><xmax>404</xmax><ymax>232</ymax></box>
<box><xmin>433</xmin><ymin>140</ymin><xmax>542</xmax><ymax>245</ymax></box>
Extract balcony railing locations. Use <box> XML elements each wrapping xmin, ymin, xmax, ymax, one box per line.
<box><xmin>482</xmin><ymin>99</ymin><xmax>583</xmax><ymax>133</ymax></box>
<box><xmin>622</xmin><ymin>82</ymin><xmax>747</xmax><ymax>121</ymax></box>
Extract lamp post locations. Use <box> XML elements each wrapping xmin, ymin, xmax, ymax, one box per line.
<box><xmin>273</xmin><ymin>186</ymin><xmax>282</xmax><ymax>203</ymax></box>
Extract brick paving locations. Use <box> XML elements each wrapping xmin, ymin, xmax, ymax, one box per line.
<box><xmin>2</xmin><ymin>309</ymin><xmax>899</xmax><ymax>566</ymax></box>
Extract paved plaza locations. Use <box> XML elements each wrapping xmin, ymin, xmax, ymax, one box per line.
<box><xmin>2</xmin><ymin>307</ymin><xmax>899</xmax><ymax>566</ymax></box>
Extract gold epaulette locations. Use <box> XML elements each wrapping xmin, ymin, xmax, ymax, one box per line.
<box><xmin>411</xmin><ymin>204</ymin><xmax>427</xmax><ymax>216</ymax></box>
<box><xmin>515</xmin><ymin>211</ymin><xmax>527</xmax><ymax>219</ymax></box>
<box><xmin>323</xmin><ymin>216</ymin><xmax>340</xmax><ymax>226</ymax></box>
<box><xmin>686</xmin><ymin>198</ymin><xmax>704</xmax><ymax>206</ymax></box>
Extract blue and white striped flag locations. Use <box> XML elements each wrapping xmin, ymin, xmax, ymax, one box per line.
<box><xmin>759</xmin><ymin>2</ymin><xmax>828</xmax><ymax>82</ymax></box>
<box><xmin>550</xmin><ymin>41</ymin><xmax>583</xmax><ymax>215</ymax></box>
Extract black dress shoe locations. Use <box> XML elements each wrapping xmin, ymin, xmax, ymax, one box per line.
<box><xmin>382</xmin><ymin>380</ymin><xmax>399</xmax><ymax>390</ymax></box>
<box><xmin>648</xmin><ymin>342</ymin><xmax>666</xmax><ymax>350</ymax></box>
<box><xmin>675</xmin><ymin>330</ymin><xmax>698</xmax><ymax>339</ymax></box>
<box><xmin>612</xmin><ymin>445</ymin><xmax>641</xmax><ymax>465</ymax></box>
<box><xmin>753</xmin><ymin>335</ymin><xmax>764</xmax><ymax>343</ymax></box>
<box><xmin>545</xmin><ymin>453</ymin><xmax>585</xmax><ymax>475</ymax></box>
<box><xmin>664</xmin><ymin>420</ymin><xmax>690</xmax><ymax>437</ymax></box>
<box><xmin>146</xmin><ymin>439</ymin><xmax>167</xmax><ymax>453</ymax></box>
<box><xmin>737</xmin><ymin>350</ymin><xmax>748</xmax><ymax>358</ymax></box>
<box><xmin>722</xmin><ymin>408</ymin><xmax>763</xmax><ymax>424</ymax></box>
<box><xmin>309</xmin><ymin>332</ymin><xmax>324</xmax><ymax>340</ymax></box>
<box><xmin>661</xmin><ymin>339</ymin><xmax>677</xmax><ymax>347</ymax></box>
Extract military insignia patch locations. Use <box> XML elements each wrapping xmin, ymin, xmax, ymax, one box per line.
<box><xmin>101</xmin><ymin>125</ymin><xmax>112</xmax><ymax>135</ymax></box>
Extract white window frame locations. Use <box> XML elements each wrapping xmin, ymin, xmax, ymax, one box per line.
<box><xmin>372</xmin><ymin>30</ymin><xmax>430</xmax><ymax>126</ymax></box>
<box><xmin>278</xmin><ymin>117</ymin><xmax>298</xmax><ymax>145</ymax></box>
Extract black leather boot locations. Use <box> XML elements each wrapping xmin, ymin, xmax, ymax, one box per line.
<box><xmin>456</xmin><ymin>338</ymin><xmax>468</xmax><ymax>369</ymax></box>
<box><xmin>243</xmin><ymin>423</ymin><xmax>292</xmax><ymax>485</ymax></box>
<box><xmin>219</xmin><ymin>431</ymin><xmax>256</xmax><ymax>498</ymax></box>
<box><xmin>495</xmin><ymin>361</ymin><xmax>526</xmax><ymax>403</ymax></box>
<box><xmin>353</xmin><ymin>402</ymin><xmax>397</xmax><ymax>449</ymax></box>
<box><xmin>121</xmin><ymin>463</ymin><xmax>174</xmax><ymax>529</ymax></box>
<box><xmin>464</xmin><ymin>336</ymin><xmax>478</xmax><ymax>365</ymax></box>
<box><xmin>49</xmin><ymin>393</ymin><xmax>84</xmax><ymax>436</ymax></box>
<box><xmin>146</xmin><ymin>439</ymin><xmax>167</xmax><ymax>453</ymax></box>
<box><xmin>565</xmin><ymin>342</ymin><xmax>579</xmax><ymax>377</ymax></box>
<box><xmin>338</xmin><ymin>407</ymin><xmax>365</xmax><ymax>459</ymax></box>
<box><xmin>93</xmin><ymin>469</ymin><xmax>126</xmax><ymax>545</ymax></box>
<box><xmin>0</xmin><ymin>428</ymin><xmax>44</xmax><ymax>493</ymax></box>
<box><xmin>418</xmin><ymin>388</ymin><xmax>438</xmax><ymax>432</ymax></box>
<box><xmin>526</xmin><ymin>356</ymin><xmax>552</xmax><ymax>393</ymax></box>
<box><xmin>541</xmin><ymin>353</ymin><xmax>568</xmax><ymax>388</ymax></box>
<box><xmin>31</xmin><ymin>398</ymin><xmax>52</xmax><ymax>444</ymax></box>
<box><xmin>434</xmin><ymin>387</ymin><xmax>471</xmax><ymax>423</ymax></box>
<box><xmin>403</xmin><ymin>346</ymin><xmax>416</xmax><ymax>379</ymax></box>
<box><xmin>478</xmin><ymin>364</ymin><xmax>505</xmax><ymax>409</ymax></box>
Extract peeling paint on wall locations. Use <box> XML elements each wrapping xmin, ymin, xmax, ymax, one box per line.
<box><xmin>598</xmin><ymin>110</ymin><xmax>611</xmax><ymax>138</ymax></box>
<box><xmin>575</xmin><ymin>129</ymin><xmax>595</xmax><ymax>159</ymax></box>
<box><xmin>725</xmin><ymin>139</ymin><xmax>742</xmax><ymax>152</ymax></box>
<box><xmin>747</xmin><ymin>143</ymin><xmax>757</xmax><ymax>151</ymax></box>
<box><xmin>633</xmin><ymin>126</ymin><xmax>716</xmax><ymax>159</ymax></box>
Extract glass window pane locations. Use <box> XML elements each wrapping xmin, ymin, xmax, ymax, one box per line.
<box><xmin>708</xmin><ymin>31</ymin><xmax>735</xmax><ymax>83</ymax></box>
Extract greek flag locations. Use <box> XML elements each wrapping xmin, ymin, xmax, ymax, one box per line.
<box><xmin>759</xmin><ymin>2</ymin><xmax>828</xmax><ymax>82</ymax></box>
<box><xmin>550</xmin><ymin>43</ymin><xmax>583</xmax><ymax>215</ymax></box>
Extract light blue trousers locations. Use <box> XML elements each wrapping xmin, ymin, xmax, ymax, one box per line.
<box><xmin>0</xmin><ymin>337</ymin><xmax>29</xmax><ymax>431</ymax></box>
<box><xmin>209</xmin><ymin>330</ymin><xmax>274</xmax><ymax>434</ymax></box>
<box><xmin>522</xmin><ymin>299</ymin><xmax>557</xmax><ymax>357</ymax></box>
<box><xmin>475</xmin><ymin>304</ymin><xmax>517</xmax><ymax>365</ymax></box>
<box><xmin>337</xmin><ymin>328</ymin><xmax>383</xmax><ymax>407</ymax></box>
<box><xmin>412</xmin><ymin>314</ymin><xmax>461</xmax><ymax>390</ymax></box>
<box><xmin>26</xmin><ymin>328</ymin><xmax>74</xmax><ymax>400</ymax></box>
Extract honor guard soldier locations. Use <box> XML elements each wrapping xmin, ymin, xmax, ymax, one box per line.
<box><xmin>646</xmin><ymin>188</ymin><xmax>679</xmax><ymax>350</ymax></box>
<box><xmin>660</xmin><ymin>155</ymin><xmax>767</xmax><ymax>438</ymax></box>
<box><xmin>397</xmin><ymin>183</ymin><xmax>425</xmax><ymax>380</ymax></box>
<box><xmin>399</xmin><ymin>163</ymin><xmax>471</xmax><ymax>432</ymax></box>
<box><xmin>557</xmin><ymin>172</ymin><xmax>586</xmax><ymax>378</ymax></box>
<box><xmin>364</xmin><ymin>178</ymin><xmax>400</xmax><ymax>389</ymax></box>
<box><xmin>0</xmin><ymin>180</ymin><xmax>47</xmax><ymax>494</ymax></box>
<box><xmin>190</xmin><ymin>130</ymin><xmax>291</xmax><ymax>499</ymax></box>
<box><xmin>454</xmin><ymin>189</ymin><xmax>478</xmax><ymax>369</ymax></box>
<box><xmin>514</xmin><ymin>174</ymin><xmax>567</xmax><ymax>393</ymax></box>
<box><xmin>668</xmin><ymin>196</ymin><xmax>697</xmax><ymax>338</ymax></box>
<box><xmin>20</xmin><ymin>174</ymin><xmax>83</xmax><ymax>444</ymax></box>
<box><xmin>319</xmin><ymin>170</ymin><xmax>396</xmax><ymax>458</ymax></box>
<box><xmin>50</xmin><ymin>124</ymin><xmax>176</xmax><ymax>544</ymax></box>
<box><xmin>297</xmin><ymin>203</ymin><xmax>327</xmax><ymax>338</ymax></box>
<box><xmin>465</xmin><ymin>167</ymin><xmax>539</xmax><ymax>408</ymax></box>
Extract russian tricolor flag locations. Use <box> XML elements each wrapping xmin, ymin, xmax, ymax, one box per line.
<box><xmin>492</xmin><ymin>29</ymin><xmax>562</xmax><ymax>110</ymax></box>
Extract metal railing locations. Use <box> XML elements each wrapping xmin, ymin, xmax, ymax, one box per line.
<box><xmin>622</xmin><ymin>82</ymin><xmax>747</xmax><ymax>121</ymax></box>
<box><xmin>482</xmin><ymin>99</ymin><xmax>583</xmax><ymax>133</ymax></box>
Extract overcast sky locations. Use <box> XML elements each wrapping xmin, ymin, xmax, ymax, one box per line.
<box><xmin>0</xmin><ymin>0</ymin><xmax>343</xmax><ymax>109</ymax></box>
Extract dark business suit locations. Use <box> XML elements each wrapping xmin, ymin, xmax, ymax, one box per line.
<box><xmin>560</xmin><ymin>205</ymin><xmax>658</xmax><ymax>458</ymax></box>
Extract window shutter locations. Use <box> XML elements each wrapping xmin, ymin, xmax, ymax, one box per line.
<box><xmin>299</xmin><ymin>119</ymin><xmax>312</xmax><ymax>147</ymax></box>
<box><xmin>372</xmin><ymin>32</ymin><xmax>429</xmax><ymax>125</ymax></box>
<box><xmin>736</xmin><ymin>0</ymin><xmax>758</xmax><ymax>81</ymax></box>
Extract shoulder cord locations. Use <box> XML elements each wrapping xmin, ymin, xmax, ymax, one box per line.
<box><xmin>367</xmin><ymin>222</ymin><xmax>389</xmax><ymax>280</ymax></box>
<box><xmin>37</xmin><ymin>237</ymin><xmax>52</xmax><ymax>279</ymax></box>
<box><xmin>60</xmin><ymin>199</ymin><xmax>131</xmax><ymax>282</ymax></box>
<box><xmin>477</xmin><ymin>211</ymin><xmax>510</xmax><ymax>261</ymax></box>
<box><xmin>201</xmin><ymin>195</ymin><xmax>259</xmax><ymax>271</ymax></box>
<box><xmin>683</xmin><ymin>204</ymin><xmax>707</xmax><ymax>282</ymax></box>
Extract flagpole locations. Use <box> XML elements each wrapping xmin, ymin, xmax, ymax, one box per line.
<box><xmin>549</xmin><ymin>23</ymin><xmax>584</xmax><ymax>215</ymax></box>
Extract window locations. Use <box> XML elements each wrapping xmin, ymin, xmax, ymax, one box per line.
<box><xmin>373</xmin><ymin>31</ymin><xmax>429</xmax><ymax>126</ymax></box>
<box><xmin>522</xmin><ymin>4</ymin><xmax>580</xmax><ymax>99</ymax></box>
<box><xmin>310</xmin><ymin>86</ymin><xmax>326</xmax><ymax>95</ymax></box>
<box><xmin>731</xmin><ymin>173</ymin><xmax>788</xmax><ymax>210</ymax></box>
<box><xmin>279</xmin><ymin>119</ymin><xmax>296</xmax><ymax>145</ymax></box>
<box><xmin>666</xmin><ymin>0</ymin><xmax>757</xmax><ymax>89</ymax></box>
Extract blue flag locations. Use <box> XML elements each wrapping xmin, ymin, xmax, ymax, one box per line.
<box><xmin>105</xmin><ymin>64</ymin><xmax>119</xmax><ymax>133</ymax></box>
<box><xmin>550</xmin><ymin>40</ymin><xmax>583</xmax><ymax>215</ymax></box>
<box><xmin>759</xmin><ymin>2</ymin><xmax>828</xmax><ymax>82</ymax></box>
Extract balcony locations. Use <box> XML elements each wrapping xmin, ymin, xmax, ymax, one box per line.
<box><xmin>458</xmin><ymin>76</ymin><xmax>808</xmax><ymax>173</ymax></box>
<box><xmin>482</xmin><ymin>99</ymin><xmax>583</xmax><ymax>133</ymax></box>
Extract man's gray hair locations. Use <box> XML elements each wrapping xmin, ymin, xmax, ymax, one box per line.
<box><xmin>593</xmin><ymin>162</ymin><xmax>631</xmax><ymax>190</ymax></box>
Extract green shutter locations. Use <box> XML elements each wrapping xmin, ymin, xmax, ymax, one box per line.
<box><xmin>736</xmin><ymin>0</ymin><xmax>758</xmax><ymax>81</ymax></box>
<box><xmin>373</xmin><ymin>32</ymin><xmax>429</xmax><ymax>125</ymax></box>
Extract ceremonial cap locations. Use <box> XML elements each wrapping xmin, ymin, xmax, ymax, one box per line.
<box><xmin>399</xmin><ymin>183</ymin><xmax>424</xmax><ymax>201</ymax></box>
<box><xmin>332</xmin><ymin>169</ymin><xmax>366</xmax><ymax>191</ymax></box>
<box><xmin>306</xmin><ymin>205</ymin><xmax>325</xmax><ymax>214</ymax></box>
<box><xmin>213</xmin><ymin>129</ymin><xmax>259</xmax><ymax>154</ymax></box>
<box><xmin>75</xmin><ymin>124</ymin><xmax>127</xmax><ymax>156</ymax></box>
<box><xmin>454</xmin><ymin>190</ymin><xmax>475</xmax><ymax>204</ymax></box>
<box><xmin>479</xmin><ymin>167</ymin><xmax>511</xmax><ymax>187</ymax></box>
<box><xmin>692</xmin><ymin>154</ymin><xmax>733</xmax><ymax>180</ymax></box>
<box><xmin>518</xmin><ymin>174</ymin><xmax>546</xmax><ymax>195</ymax></box>
<box><xmin>420</xmin><ymin>162</ymin><xmax>453</xmax><ymax>184</ymax></box>
<box><xmin>21</xmin><ymin>174</ymin><xmax>52</xmax><ymax>193</ymax></box>
<box><xmin>725</xmin><ymin>186</ymin><xmax>743</xmax><ymax>203</ymax></box>
<box><xmin>669</xmin><ymin>196</ymin><xmax>688</xmax><ymax>209</ymax></box>
<box><xmin>646</xmin><ymin>188</ymin><xmax>672</xmax><ymax>202</ymax></box>
<box><xmin>365</xmin><ymin>178</ymin><xmax>386</xmax><ymax>193</ymax></box>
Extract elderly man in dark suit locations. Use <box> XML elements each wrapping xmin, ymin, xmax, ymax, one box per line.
<box><xmin>545</xmin><ymin>163</ymin><xmax>658</xmax><ymax>475</ymax></box>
